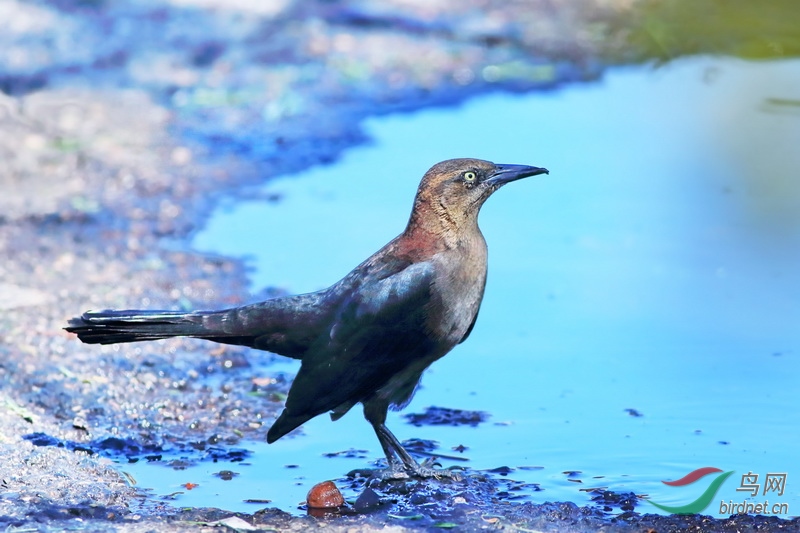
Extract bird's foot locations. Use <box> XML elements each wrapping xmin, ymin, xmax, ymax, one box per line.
<box><xmin>373</xmin><ymin>458</ymin><xmax>463</xmax><ymax>481</ymax></box>
<box><xmin>367</xmin><ymin>422</ymin><xmax>464</xmax><ymax>481</ymax></box>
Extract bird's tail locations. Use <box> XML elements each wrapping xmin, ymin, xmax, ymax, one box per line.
<box><xmin>65</xmin><ymin>309</ymin><xmax>214</xmax><ymax>345</ymax></box>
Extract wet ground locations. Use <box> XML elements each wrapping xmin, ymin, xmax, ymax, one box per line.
<box><xmin>2</xmin><ymin>0</ymin><xmax>799</xmax><ymax>531</ymax></box>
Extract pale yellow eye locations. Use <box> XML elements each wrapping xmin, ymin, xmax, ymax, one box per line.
<box><xmin>463</xmin><ymin>171</ymin><xmax>477</xmax><ymax>182</ymax></box>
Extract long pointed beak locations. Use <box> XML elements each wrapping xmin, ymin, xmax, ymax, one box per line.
<box><xmin>486</xmin><ymin>164</ymin><xmax>549</xmax><ymax>186</ymax></box>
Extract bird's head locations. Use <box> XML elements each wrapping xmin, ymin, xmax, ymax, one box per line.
<box><xmin>409</xmin><ymin>158</ymin><xmax>549</xmax><ymax>234</ymax></box>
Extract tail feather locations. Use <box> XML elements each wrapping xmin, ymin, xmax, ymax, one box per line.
<box><xmin>267</xmin><ymin>409</ymin><xmax>315</xmax><ymax>443</ymax></box>
<box><xmin>65</xmin><ymin>309</ymin><xmax>212</xmax><ymax>345</ymax></box>
<box><xmin>66</xmin><ymin>293</ymin><xmax>326</xmax><ymax>357</ymax></box>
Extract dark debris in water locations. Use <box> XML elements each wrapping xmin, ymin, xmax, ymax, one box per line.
<box><xmin>323</xmin><ymin>448</ymin><xmax>370</xmax><ymax>459</ymax></box>
<box><xmin>403</xmin><ymin>406</ymin><xmax>489</xmax><ymax>427</ymax></box>
<box><xmin>588</xmin><ymin>489</ymin><xmax>640</xmax><ymax>513</ymax></box>
<box><xmin>243</xmin><ymin>498</ymin><xmax>272</xmax><ymax>505</ymax></box>
<box><xmin>400</xmin><ymin>438</ymin><xmax>471</xmax><ymax>463</ymax></box>
<box><xmin>401</xmin><ymin>438</ymin><xmax>439</xmax><ymax>454</ymax></box>
<box><xmin>23</xmin><ymin>432</ymin><xmax>164</xmax><ymax>459</ymax></box>
<box><xmin>484</xmin><ymin>465</ymin><xmax>515</xmax><ymax>476</ymax></box>
<box><xmin>494</xmin><ymin>478</ymin><xmax>544</xmax><ymax>500</ymax></box>
<box><xmin>205</xmin><ymin>447</ymin><xmax>251</xmax><ymax>463</ymax></box>
<box><xmin>22</xmin><ymin>432</ymin><xmax>252</xmax><ymax>469</ymax></box>
<box><xmin>213</xmin><ymin>470</ymin><xmax>239</xmax><ymax>481</ymax></box>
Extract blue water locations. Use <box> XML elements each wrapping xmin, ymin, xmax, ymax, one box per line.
<box><xmin>126</xmin><ymin>56</ymin><xmax>800</xmax><ymax>517</ymax></box>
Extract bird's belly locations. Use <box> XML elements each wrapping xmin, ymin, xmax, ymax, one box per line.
<box><xmin>428</xmin><ymin>265</ymin><xmax>487</xmax><ymax>347</ymax></box>
<box><xmin>441</xmin><ymin>286</ymin><xmax>482</xmax><ymax>341</ymax></box>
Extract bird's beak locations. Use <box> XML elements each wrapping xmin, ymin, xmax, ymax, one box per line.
<box><xmin>486</xmin><ymin>164</ymin><xmax>549</xmax><ymax>186</ymax></box>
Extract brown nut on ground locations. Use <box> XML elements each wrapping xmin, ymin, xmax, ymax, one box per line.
<box><xmin>306</xmin><ymin>480</ymin><xmax>344</xmax><ymax>509</ymax></box>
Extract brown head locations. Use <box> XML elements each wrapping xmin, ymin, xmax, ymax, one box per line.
<box><xmin>406</xmin><ymin>158</ymin><xmax>548</xmax><ymax>238</ymax></box>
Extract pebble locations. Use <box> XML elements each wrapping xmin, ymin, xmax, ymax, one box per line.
<box><xmin>306</xmin><ymin>480</ymin><xmax>344</xmax><ymax>509</ymax></box>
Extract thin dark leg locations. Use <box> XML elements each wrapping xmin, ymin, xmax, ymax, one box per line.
<box><xmin>374</xmin><ymin>422</ymin><xmax>420</xmax><ymax>470</ymax></box>
<box><xmin>364</xmin><ymin>399</ymin><xmax>462</xmax><ymax>480</ymax></box>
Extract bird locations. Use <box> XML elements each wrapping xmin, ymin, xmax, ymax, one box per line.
<box><xmin>66</xmin><ymin>158</ymin><xmax>548</xmax><ymax>479</ymax></box>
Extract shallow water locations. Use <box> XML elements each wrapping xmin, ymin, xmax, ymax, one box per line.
<box><xmin>126</xmin><ymin>56</ymin><xmax>800</xmax><ymax>517</ymax></box>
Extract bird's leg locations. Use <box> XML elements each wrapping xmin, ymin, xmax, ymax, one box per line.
<box><xmin>372</xmin><ymin>422</ymin><xmax>461</xmax><ymax>480</ymax></box>
<box><xmin>374</xmin><ymin>422</ymin><xmax>419</xmax><ymax>472</ymax></box>
<box><xmin>364</xmin><ymin>401</ymin><xmax>461</xmax><ymax>480</ymax></box>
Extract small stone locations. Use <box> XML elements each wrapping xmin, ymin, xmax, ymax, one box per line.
<box><xmin>306</xmin><ymin>480</ymin><xmax>344</xmax><ymax>509</ymax></box>
<box><xmin>354</xmin><ymin>487</ymin><xmax>381</xmax><ymax>511</ymax></box>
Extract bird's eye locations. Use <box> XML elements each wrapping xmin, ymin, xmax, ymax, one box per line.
<box><xmin>463</xmin><ymin>171</ymin><xmax>477</xmax><ymax>182</ymax></box>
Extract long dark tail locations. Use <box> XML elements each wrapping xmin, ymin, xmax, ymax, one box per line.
<box><xmin>66</xmin><ymin>295</ymin><xmax>324</xmax><ymax>358</ymax></box>
<box><xmin>65</xmin><ymin>309</ymin><xmax>216</xmax><ymax>345</ymax></box>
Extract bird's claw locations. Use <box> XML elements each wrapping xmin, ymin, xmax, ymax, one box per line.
<box><xmin>373</xmin><ymin>460</ymin><xmax>463</xmax><ymax>482</ymax></box>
